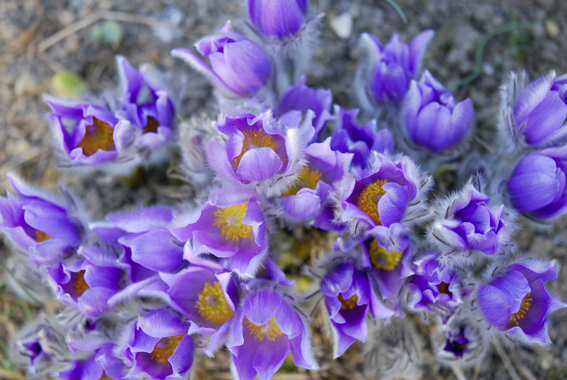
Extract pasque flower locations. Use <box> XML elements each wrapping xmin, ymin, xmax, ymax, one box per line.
<box><xmin>478</xmin><ymin>259</ymin><xmax>566</xmax><ymax>344</ymax></box>
<box><xmin>226</xmin><ymin>287</ymin><xmax>317</xmax><ymax>380</ymax></box>
<box><xmin>507</xmin><ymin>145</ymin><xmax>567</xmax><ymax>220</ymax></box>
<box><xmin>0</xmin><ymin>174</ymin><xmax>83</xmax><ymax>266</ymax></box>
<box><xmin>401</xmin><ymin>71</ymin><xmax>474</xmax><ymax>153</ymax></box>
<box><xmin>248</xmin><ymin>0</ymin><xmax>308</xmax><ymax>39</ymax></box>
<box><xmin>59</xmin><ymin>344</ymin><xmax>125</xmax><ymax>380</ymax></box>
<box><xmin>171</xmin><ymin>22</ymin><xmax>272</xmax><ymax>99</ymax></box>
<box><xmin>355</xmin><ymin>30</ymin><xmax>434</xmax><ymax>107</ymax></box>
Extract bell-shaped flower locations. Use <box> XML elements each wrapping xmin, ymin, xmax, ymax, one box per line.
<box><xmin>226</xmin><ymin>287</ymin><xmax>317</xmax><ymax>380</ymax></box>
<box><xmin>277</xmin><ymin>76</ymin><xmax>332</xmax><ymax>141</ymax></box>
<box><xmin>430</xmin><ymin>178</ymin><xmax>515</xmax><ymax>268</ymax></box>
<box><xmin>248</xmin><ymin>0</ymin><xmax>308</xmax><ymax>39</ymax></box>
<box><xmin>330</xmin><ymin>106</ymin><xmax>394</xmax><ymax>169</ymax></box>
<box><xmin>172</xmin><ymin>188</ymin><xmax>267</xmax><ymax>278</ymax></box>
<box><xmin>115</xmin><ymin>56</ymin><xmax>175</xmax><ymax>151</ymax></box>
<box><xmin>117</xmin><ymin>309</ymin><xmax>194</xmax><ymax>380</ymax></box>
<box><xmin>45</xmin><ymin>98</ymin><xmax>136</xmax><ymax>167</ymax></box>
<box><xmin>401</xmin><ymin>71</ymin><xmax>474</xmax><ymax>154</ymax></box>
<box><xmin>205</xmin><ymin>110</ymin><xmax>315</xmax><ymax>197</ymax></box>
<box><xmin>171</xmin><ymin>22</ymin><xmax>272</xmax><ymax>99</ymax></box>
<box><xmin>507</xmin><ymin>145</ymin><xmax>567</xmax><ymax>220</ymax></box>
<box><xmin>320</xmin><ymin>259</ymin><xmax>392</xmax><ymax>358</ymax></box>
<box><xmin>355</xmin><ymin>30</ymin><xmax>434</xmax><ymax>108</ymax></box>
<box><xmin>435</xmin><ymin>314</ymin><xmax>488</xmax><ymax>367</ymax></box>
<box><xmin>0</xmin><ymin>174</ymin><xmax>83</xmax><ymax>266</ymax></box>
<box><xmin>278</xmin><ymin>137</ymin><xmax>352</xmax><ymax>230</ymax></box>
<box><xmin>477</xmin><ymin>258</ymin><xmax>566</xmax><ymax>345</ymax></box>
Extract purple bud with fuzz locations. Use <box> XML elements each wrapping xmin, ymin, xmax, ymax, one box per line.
<box><xmin>248</xmin><ymin>0</ymin><xmax>308</xmax><ymax>39</ymax></box>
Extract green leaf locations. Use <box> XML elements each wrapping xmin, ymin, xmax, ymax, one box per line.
<box><xmin>51</xmin><ymin>71</ymin><xmax>86</xmax><ymax>99</ymax></box>
<box><xmin>101</xmin><ymin>20</ymin><xmax>123</xmax><ymax>46</ymax></box>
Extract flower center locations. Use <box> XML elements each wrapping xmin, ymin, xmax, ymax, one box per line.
<box><xmin>357</xmin><ymin>180</ymin><xmax>387</xmax><ymax>224</ymax></box>
<box><xmin>508</xmin><ymin>293</ymin><xmax>532</xmax><ymax>325</ymax></box>
<box><xmin>213</xmin><ymin>203</ymin><xmax>253</xmax><ymax>241</ymax></box>
<box><xmin>35</xmin><ymin>230</ymin><xmax>52</xmax><ymax>242</ymax></box>
<box><xmin>282</xmin><ymin>166</ymin><xmax>322</xmax><ymax>197</ymax></box>
<box><xmin>338</xmin><ymin>293</ymin><xmax>358</xmax><ymax>311</ymax></box>
<box><xmin>143</xmin><ymin>116</ymin><xmax>160</xmax><ymax>134</ymax></box>
<box><xmin>196</xmin><ymin>282</ymin><xmax>234</xmax><ymax>324</ymax></box>
<box><xmin>368</xmin><ymin>240</ymin><xmax>403</xmax><ymax>271</ymax></box>
<box><xmin>245</xmin><ymin>317</ymin><xmax>283</xmax><ymax>341</ymax></box>
<box><xmin>100</xmin><ymin>372</ymin><xmax>114</xmax><ymax>380</ymax></box>
<box><xmin>232</xmin><ymin>129</ymin><xmax>277</xmax><ymax>170</ymax></box>
<box><xmin>437</xmin><ymin>282</ymin><xmax>452</xmax><ymax>297</ymax></box>
<box><xmin>150</xmin><ymin>335</ymin><xmax>185</xmax><ymax>364</ymax></box>
<box><xmin>77</xmin><ymin>117</ymin><xmax>115</xmax><ymax>156</ymax></box>
<box><xmin>71</xmin><ymin>270</ymin><xmax>89</xmax><ymax>296</ymax></box>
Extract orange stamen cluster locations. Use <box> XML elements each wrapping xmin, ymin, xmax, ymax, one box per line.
<box><xmin>71</xmin><ymin>270</ymin><xmax>89</xmax><ymax>296</ymax></box>
<box><xmin>232</xmin><ymin>129</ymin><xmax>277</xmax><ymax>170</ymax></box>
<box><xmin>245</xmin><ymin>317</ymin><xmax>283</xmax><ymax>341</ymax></box>
<box><xmin>368</xmin><ymin>240</ymin><xmax>403</xmax><ymax>271</ymax></box>
<box><xmin>282</xmin><ymin>166</ymin><xmax>322</xmax><ymax>197</ymax></box>
<box><xmin>213</xmin><ymin>203</ymin><xmax>253</xmax><ymax>240</ymax></box>
<box><xmin>196</xmin><ymin>282</ymin><xmax>234</xmax><ymax>324</ymax></box>
<box><xmin>77</xmin><ymin>117</ymin><xmax>115</xmax><ymax>156</ymax></box>
<box><xmin>150</xmin><ymin>335</ymin><xmax>185</xmax><ymax>364</ymax></box>
<box><xmin>357</xmin><ymin>180</ymin><xmax>387</xmax><ymax>225</ymax></box>
<box><xmin>143</xmin><ymin>116</ymin><xmax>160</xmax><ymax>134</ymax></box>
<box><xmin>509</xmin><ymin>293</ymin><xmax>532</xmax><ymax>325</ymax></box>
<box><xmin>338</xmin><ymin>293</ymin><xmax>358</xmax><ymax>311</ymax></box>
<box><xmin>35</xmin><ymin>230</ymin><xmax>52</xmax><ymax>242</ymax></box>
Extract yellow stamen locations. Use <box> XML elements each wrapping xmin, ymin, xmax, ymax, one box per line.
<box><xmin>282</xmin><ymin>166</ymin><xmax>322</xmax><ymax>197</ymax></box>
<box><xmin>213</xmin><ymin>203</ymin><xmax>253</xmax><ymax>241</ymax></box>
<box><xmin>77</xmin><ymin>117</ymin><xmax>115</xmax><ymax>156</ymax></box>
<box><xmin>232</xmin><ymin>129</ymin><xmax>278</xmax><ymax>170</ymax></box>
<box><xmin>338</xmin><ymin>293</ymin><xmax>358</xmax><ymax>311</ymax></box>
<box><xmin>508</xmin><ymin>293</ymin><xmax>532</xmax><ymax>325</ymax></box>
<box><xmin>100</xmin><ymin>372</ymin><xmax>114</xmax><ymax>380</ymax></box>
<box><xmin>150</xmin><ymin>335</ymin><xmax>185</xmax><ymax>364</ymax></box>
<box><xmin>143</xmin><ymin>116</ymin><xmax>160</xmax><ymax>134</ymax></box>
<box><xmin>245</xmin><ymin>317</ymin><xmax>283</xmax><ymax>341</ymax></box>
<box><xmin>196</xmin><ymin>282</ymin><xmax>234</xmax><ymax>324</ymax></box>
<box><xmin>357</xmin><ymin>180</ymin><xmax>387</xmax><ymax>225</ymax></box>
<box><xmin>368</xmin><ymin>240</ymin><xmax>403</xmax><ymax>271</ymax></box>
<box><xmin>71</xmin><ymin>270</ymin><xmax>89</xmax><ymax>296</ymax></box>
<box><xmin>35</xmin><ymin>230</ymin><xmax>52</xmax><ymax>242</ymax></box>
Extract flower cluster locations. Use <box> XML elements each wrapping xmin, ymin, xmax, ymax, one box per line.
<box><xmin>2</xmin><ymin>2</ymin><xmax>566</xmax><ymax>380</ymax></box>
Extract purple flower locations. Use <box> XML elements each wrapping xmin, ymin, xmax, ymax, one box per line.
<box><xmin>171</xmin><ymin>22</ymin><xmax>272</xmax><ymax>99</ymax></box>
<box><xmin>91</xmin><ymin>206</ymin><xmax>185</xmax><ymax>279</ymax></box>
<box><xmin>248</xmin><ymin>0</ymin><xmax>308</xmax><ymax>39</ymax></box>
<box><xmin>443</xmin><ymin>327</ymin><xmax>469</xmax><ymax>359</ymax></box>
<box><xmin>335</xmin><ymin>152</ymin><xmax>433</xmax><ymax>245</ymax></box>
<box><xmin>226</xmin><ymin>287</ymin><xmax>317</xmax><ymax>380</ymax></box>
<box><xmin>508</xmin><ymin>71</ymin><xmax>567</xmax><ymax>146</ymax></box>
<box><xmin>430</xmin><ymin>179</ymin><xmax>514</xmax><ymax>261</ymax></box>
<box><xmin>205</xmin><ymin>111</ymin><xmax>315</xmax><ymax>196</ymax></box>
<box><xmin>118</xmin><ymin>309</ymin><xmax>193</xmax><ymax>380</ymax></box>
<box><xmin>45</xmin><ymin>98</ymin><xmax>136</xmax><ymax>167</ymax></box>
<box><xmin>507</xmin><ymin>145</ymin><xmax>567</xmax><ymax>220</ymax></box>
<box><xmin>116</xmin><ymin>56</ymin><xmax>175</xmax><ymax>150</ymax></box>
<box><xmin>355</xmin><ymin>30</ymin><xmax>434</xmax><ymax>107</ymax></box>
<box><xmin>279</xmin><ymin>137</ymin><xmax>352</xmax><ymax>230</ymax></box>
<box><xmin>59</xmin><ymin>345</ymin><xmax>126</xmax><ymax>380</ymax></box>
<box><xmin>407</xmin><ymin>252</ymin><xmax>461</xmax><ymax>320</ymax></box>
<box><xmin>320</xmin><ymin>259</ymin><xmax>392</xmax><ymax>358</ymax></box>
<box><xmin>277</xmin><ymin>76</ymin><xmax>332</xmax><ymax>141</ymax></box>
<box><xmin>172</xmin><ymin>188</ymin><xmax>267</xmax><ymax>277</ymax></box>
<box><xmin>330</xmin><ymin>106</ymin><xmax>394</xmax><ymax>169</ymax></box>
<box><xmin>0</xmin><ymin>174</ymin><xmax>83</xmax><ymax>266</ymax></box>
<box><xmin>47</xmin><ymin>246</ymin><xmax>123</xmax><ymax>318</ymax></box>
<box><xmin>436</xmin><ymin>316</ymin><xmax>488</xmax><ymax>366</ymax></box>
<box><xmin>478</xmin><ymin>259</ymin><xmax>566</xmax><ymax>344</ymax></box>
<box><xmin>401</xmin><ymin>71</ymin><xmax>474</xmax><ymax>153</ymax></box>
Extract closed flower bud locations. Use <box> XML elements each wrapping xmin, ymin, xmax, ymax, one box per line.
<box><xmin>248</xmin><ymin>0</ymin><xmax>308</xmax><ymax>39</ymax></box>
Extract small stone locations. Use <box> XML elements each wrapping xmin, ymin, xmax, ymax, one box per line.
<box><xmin>330</xmin><ymin>12</ymin><xmax>353</xmax><ymax>39</ymax></box>
<box><xmin>545</xmin><ymin>20</ymin><xmax>559</xmax><ymax>38</ymax></box>
<box><xmin>14</xmin><ymin>71</ymin><xmax>41</xmax><ymax>96</ymax></box>
<box><xmin>58</xmin><ymin>10</ymin><xmax>75</xmax><ymax>27</ymax></box>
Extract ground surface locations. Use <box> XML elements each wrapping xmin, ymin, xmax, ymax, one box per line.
<box><xmin>1</xmin><ymin>0</ymin><xmax>567</xmax><ymax>379</ymax></box>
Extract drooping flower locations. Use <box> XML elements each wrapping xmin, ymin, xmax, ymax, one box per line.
<box><xmin>45</xmin><ymin>98</ymin><xmax>136</xmax><ymax>168</ymax></box>
<box><xmin>330</xmin><ymin>106</ymin><xmax>394</xmax><ymax>169</ymax></box>
<box><xmin>0</xmin><ymin>174</ymin><xmax>83</xmax><ymax>266</ymax></box>
<box><xmin>205</xmin><ymin>110</ymin><xmax>315</xmax><ymax>196</ymax></box>
<box><xmin>59</xmin><ymin>344</ymin><xmax>126</xmax><ymax>380</ymax></box>
<box><xmin>172</xmin><ymin>187</ymin><xmax>267</xmax><ymax>278</ymax></box>
<box><xmin>355</xmin><ymin>30</ymin><xmax>434</xmax><ymax>109</ymax></box>
<box><xmin>430</xmin><ymin>178</ymin><xmax>515</xmax><ymax>267</ymax></box>
<box><xmin>278</xmin><ymin>137</ymin><xmax>352</xmax><ymax>230</ymax></box>
<box><xmin>171</xmin><ymin>22</ymin><xmax>272</xmax><ymax>99</ymax></box>
<box><xmin>477</xmin><ymin>258</ymin><xmax>566</xmax><ymax>345</ymax></box>
<box><xmin>115</xmin><ymin>56</ymin><xmax>175</xmax><ymax>151</ymax></box>
<box><xmin>277</xmin><ymin>76</ymin><xmax>332</xmax><ymax>141</ymax></box>
<box><xmin>435</xmin><ymin>314</ymin><xmax>488</xmax><ymax>367</ymax></box>
<box><xmin>400</xmin><ymin>71</ymin><xmax>474</xmax><ymax>154</ymax></box>
<box><xmin>117</xmin><ymin>309</ymin><xmax>193</xmax><ymax>380</ymax></box>
<box><xmin>320</xmin><ymin>259</ymin><xmax>392</xmax><ymax>358</ymax></box>
<box><xmin>507</xmin><ymin>145</ymin><xmax>567</xmax><ymax>220</ymax></box>
<box><xmin>248</xmin><ymin>0</ymin><xmax>308</xmax><ymax>39</ymax></box>
<box><xmin>226</xmin><ymin>287</ymin><xmax>317</xmax><ymax>380</ymax></box>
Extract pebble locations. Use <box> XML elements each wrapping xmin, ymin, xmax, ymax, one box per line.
<box><xmin>545</xmin><ymin>20</ymin><xmax>560</xmax><ymax>38</ymax></box>
<box><xmin>330</xmin><ymin>12</ymin><xmax>353</xmax><ymax>39</ymax></box>
<box><xmin>14</xmin><ymin>71</ymin><xmax>40</xmax><ymax>96</ymax></box>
